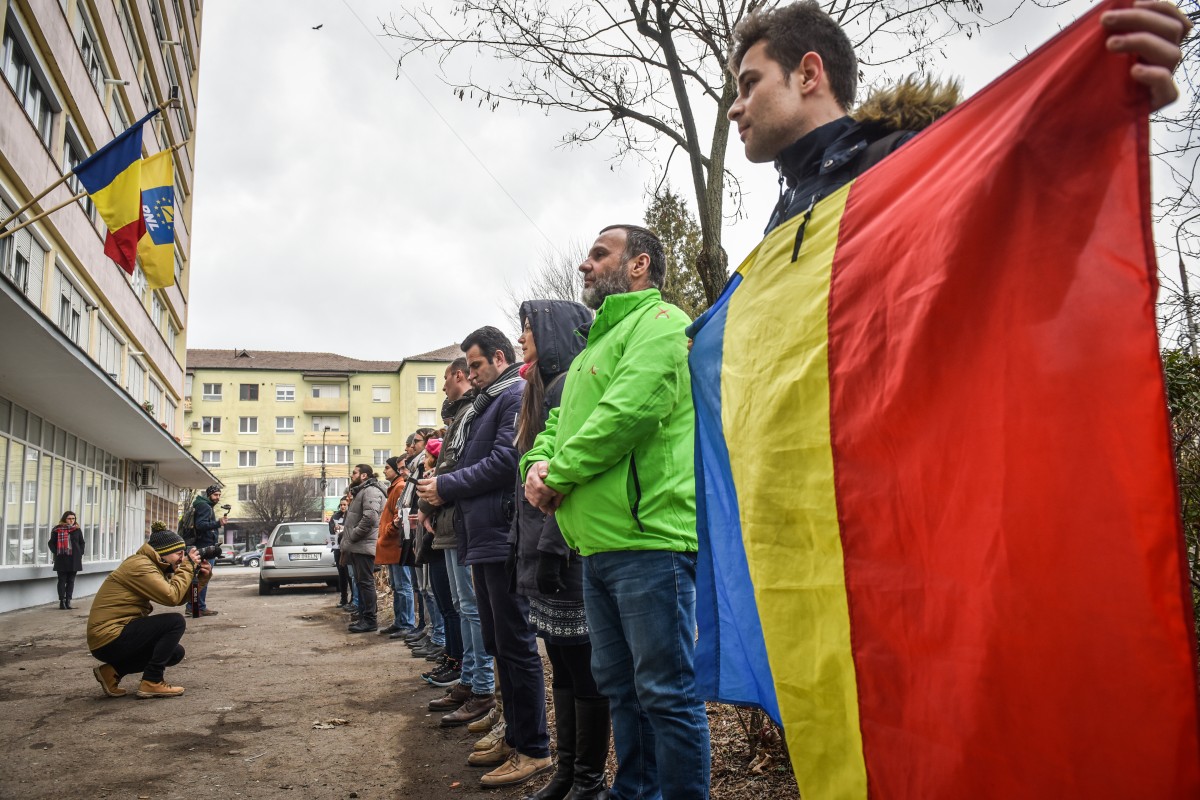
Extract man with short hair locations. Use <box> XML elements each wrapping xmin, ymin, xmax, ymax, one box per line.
<box><xmin>87</xmin><ymin>529</ymin><xmax>211</xmax><ymax>699</ymax></box>
<box><xmin>186</xmin><ymin>485</ymin><xmax>225</xmax><ymax>616</ymax></box>
<box><xmin>523</xmin><ymin>225</ymin><xmax>707</xmax><ymax>799</ymax></box>
<box><xmin>420</xmin><ymin>328</ymin><xmax>551</xmax><ymax>788</ymax></box>
<box><xmin>344</xmin><ymin>464</ymin><xmax>386</xmax><ymax>633</ymax></box>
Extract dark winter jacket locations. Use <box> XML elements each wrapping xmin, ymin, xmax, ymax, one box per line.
<box><xmin>192</xmin><ymin>494</ymin><xmax>221</xmax><ymax>548</ymax></box>
<box><xmin>437</xmin><ymin>381</ymin><xmax>524</xmax><ymax>566</ymax></box>
<box><xmin>422</xmin><ymin>393</ymin><xmax>473</xmax><ymax>552</ymax></box>
<box><xmin>343</xmin><ymin>478</ymin><xmax>385</xmax><ymax>557</ymax></box>
<box><xmin>48</xmin><ymin>525</ymin><xmax>85</xmax><ymax>573</ymax></box>
<box><xmin>511</xmin><ymin>300</ymin><xmax>591</xmax><ymax>600</ymax></box>
<box><xmin>765</xmin><ymin>77</ymin><xmax>959</xmax><ymax>234</ymax></box>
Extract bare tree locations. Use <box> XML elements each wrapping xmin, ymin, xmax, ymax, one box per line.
<box><xmin>242</xmin><ymin>477</ymin><xmax>322</xmax><ymax>538</ymax></box>
<box><xmin>501</xmin><ymin>241</ymin><xmax>589</xmax><ymax>340</ymax></box>
<box><xmin>384</xmin><ymin>0</ymin><xmax>992</xmax><ymax>307</ymax></box>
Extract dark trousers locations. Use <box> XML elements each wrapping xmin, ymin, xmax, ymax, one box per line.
<box><xmin>474</xmin><ymin>561</ymin><xmax>549</xmax><ymax>758</ymax></box>
<box><xmin>348</xmin><ymin>552</ymin><xmax>377</xmax><ymax>624</ymax></box>
<box><xmin>55</xmin><ymin>571</ymin><xmax>77</xmax><ymax>603</ymax></box>
<box><xmin>333</xmin><ymin>550</ymin><xmax>350</xmax><ymax>603</ymax></box>
<box><xmin>91</xmin><ymin>614</ymin><xmax>186</xmax><ymax>683</ymax></box>
<box><xmin>428</xmin><ymin>549</ymin><xmax>462</xmax><ymax>661</ymax></box>
<box><xmin>546</xmin><ymin>641</ymin><xmax>602</xmax><ymax>699</ymax></box>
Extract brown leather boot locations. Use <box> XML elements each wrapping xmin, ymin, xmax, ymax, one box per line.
<box><xmin>136</xmin><ymin>680</ymin><xmax>185</xmax><ymax>698</ymax></box>
<box><xmin>440</xmin><ymin>693</ymin><xmax>497</xmax><ymax>727</ymax></box>
<box><xmin>93</xmin><ymin>664</ymin><xmax>126</xmax><ymax>697</ymax></box>
<box><xmin>428</xmin><ymin>682</ymin><xmax>472</xmax><ymax>712</ymax></box>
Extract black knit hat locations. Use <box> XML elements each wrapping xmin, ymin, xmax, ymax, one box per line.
<box><xmin>148</xmin><ymin>529</ymin><xmax>186</xmax><ymax>556</ymax></box>
<box><xmin>385</xmin><ymin>456</ymin><xmax>403</xmax><ymax>474</ymax></box>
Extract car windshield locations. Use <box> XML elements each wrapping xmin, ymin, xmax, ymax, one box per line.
<box><xmin>272</xmin><ymin>524</ymin><xmax>327</xmax><ymax>547</ymax></box>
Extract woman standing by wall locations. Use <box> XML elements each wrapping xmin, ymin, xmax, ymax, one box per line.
<box><xmin>49</xmin><ymin>511</ymin><xmax>85</xmax><ymax>609</ymax></box>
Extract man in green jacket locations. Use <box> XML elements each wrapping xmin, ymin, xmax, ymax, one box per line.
<box><xmin>522</xmin><ymin>224</ymin><xmax>710</xmax><ymax>799</ymax></box>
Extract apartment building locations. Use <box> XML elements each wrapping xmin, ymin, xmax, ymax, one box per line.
<box><xmin>0</xmin><ymin>1</ymin><xmax>210</xmax><ymax>611</ymax></box>
<box><xmin>183</xmin><ymin>345</ymin><xmax>459</xmax><ymax>542</ymax></box>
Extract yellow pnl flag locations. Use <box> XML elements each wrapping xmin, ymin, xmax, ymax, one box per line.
<box><xmin>136</xmin><ymin>149</ymin><xmax>175</xmax><ymax>289</ymax></box>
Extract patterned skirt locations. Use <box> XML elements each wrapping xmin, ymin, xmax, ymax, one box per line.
<box><xmin>530</xmin><ymin>596</ymin><xmax>589</xmax><ymax>646</ymax></box>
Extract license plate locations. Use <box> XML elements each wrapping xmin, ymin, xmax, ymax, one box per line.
<box><xmin>289</xmin><ymin>553</ymin><xmax>320</xmax><ymax>561</ymax></box>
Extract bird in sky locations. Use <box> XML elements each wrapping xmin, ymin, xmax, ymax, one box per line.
<box><xmin>312</xmin><ymin>24</ymin><xmax>323</xmax><ymax>30</ymax></box>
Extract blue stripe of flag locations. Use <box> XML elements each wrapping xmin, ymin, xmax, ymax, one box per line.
<box><xmin>73</xmin><ymin>108</ymin><xmax>160</xmax><ymax>193</ymax></box>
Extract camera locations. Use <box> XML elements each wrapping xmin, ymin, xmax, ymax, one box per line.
<box><xmin>194</xmin><ymin>544</ymin><xmax>223</xmax><ymax>560</ymax></box>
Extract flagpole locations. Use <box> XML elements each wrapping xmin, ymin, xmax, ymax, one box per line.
<box><xmin>0</xmin><ymin>193</ymin><xmax>88</xmax><ymax>241</ymax></box>
<box><xmin>0</xmin><ymin>93</ymin><xmax>179</xmax><ymax>231</ymax></box>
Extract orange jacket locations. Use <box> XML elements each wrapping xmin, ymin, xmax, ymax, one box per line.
<box><xmin>374</xmin><ymin>477</ymin><xmax>406</xmax><ymax>565</ymax></box>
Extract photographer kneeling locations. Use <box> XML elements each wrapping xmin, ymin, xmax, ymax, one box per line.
<box><xmin>87</xmin><ymin>529</ymin><xmax>211</xmax><ymax>699</ymax></box>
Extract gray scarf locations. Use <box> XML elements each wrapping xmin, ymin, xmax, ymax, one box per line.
<box><xmin>448</xmin><ymin>364</ymin><xmax>521</xmax><ymax>456</ymax></box>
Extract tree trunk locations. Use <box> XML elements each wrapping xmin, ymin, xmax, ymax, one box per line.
<box><xmin>694</xmin><ymin>76</ymin><xmax>736</xmax><ymax>309</ymax></box>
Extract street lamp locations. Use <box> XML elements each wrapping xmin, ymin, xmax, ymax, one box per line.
<box><xmin>319</xmin><ymin>425</ymin><xmax>331</xmax><ymax>523</ymax></box>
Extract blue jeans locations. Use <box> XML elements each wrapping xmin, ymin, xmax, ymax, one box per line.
<box><xmin>584</xmin><ymin>550</ymin><xmax>710</xmax><ymax>800</ymax></box>
<box><xmin>346</xmin><ymin>560</ymin><xmax>361</xmax><ymax>606</ymax></box>
<box><xmin>415</xmin><ymin>564</ymin><xmax>445</xmax><ymax>645</ymax></box>
<box><xmin>445</xmin><ymin>548</ymin><xmax>494</xmax><ymax>694</ymax></box>
<box><xmin>388</xmin><ymin>564</ymin><xmax>415</xmax><ymax>628</ymax></box>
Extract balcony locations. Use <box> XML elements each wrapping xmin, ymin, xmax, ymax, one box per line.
<box><xmin>183</xmin><ymin>396</ymin><xmax>192</xmax><ymax>412</ymax></box>
<box><xmin>302</xmin><ymin>396</ymin><xmax>349</xmax><ymax>414</ymax></box>
<box><xmin>302</xmin><ymin>431</ymin><xmax>349</xmax><ymax>445</ymax></box>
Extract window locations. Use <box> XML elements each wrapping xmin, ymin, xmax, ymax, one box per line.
<box><xmin>238</xmin><ymin>450</ymin><xmax>257</xmax><ymax>468</ymax></box>
<box><xmin>151</xmin><ymin>294</ymin><xmax>164</xmax><ymax>330</ymax></box>
<box><xmin>373</xmin><ymin>449</ymin><xmax>391</xmax><ymax>466</ymax></box>
<box><xmin>56</xmin><ymin>267</ymin><xmax>88</xmax><ymax>347</ymax></box>
<box><xmin>63</xmin><ymin>134</ymin><xmax>96</xmax><ymax>222</ymax></box>
<box><xmin>200</xmin><ymin>450</ymin><xmax>220</xmax><ymax>466</ymax></box>
<box><xmin>305</xmin><ymin>445</ymin><xmax>347</xmax><ymax>465</ymax></box>
<box><xmin>275</xmin><ymin>449</ymin><xmax>294</xmax><ymax>466</ymax></box>
<box><xmin>239</xmin><ymin>384</ymin><xmax>259</xmax><ymax>401</ymax></box>
<box><xmin>115</xmin><ymin>1</ymin><xmax>141</xmax><ymax>63</ymax></box>
<box><xmin>418</xmin><ymin>408</ymin><xmax>437</xmax><ymax>426</ymax></box>
<box><xmin>238</xmin><ymin>484</ymin><xmax>257</xmax><ymax>502</ymax></box>
<box><xmin>126</xmin><ymin>357</ymin><xmax>145</xmax><ymax>402</ymax></box>
<box><xmin>372</xmin><ymin>386</ymin><xmax>391</xmax><ymax>402</ymax></box>
<box><xmin>148</xmin><ymin>0</ymin><xmax>166</xmax><ymax>39</ymax></box>
<box><xmin>201</xmin><ymin>416</ymin><xmax>221</xmax><ymax>433</ymax></box>
<box><xmin>74</xmin><ymin>2</ymin><xmax>108</xmax><ymax>94</ymax></box>
<box><xmin>373</xmin><ymin>417</ymin><xmax>391</xmax><ymax>434</ymax></box>
<box><xmin>110</xmin><ymin>100</ymin><xmax>129</xmax><ymax>136</ymax></box>
<box><xmin>173</xmin><ymin>251</ymin><xmax>184</xmax><ymax>285</ymax></box>
<box><xmin>131</xmin><ymin>263</ymin><xmax>147</xmax><ymax>301</ymax></box>
<box><xmin>238</xmin><ymin>417</ymin><xmax>258</xmax><ymax>434</ymax></box>
<box><xmin>418</xmin><ymin>376</ymin><xmax>437</xmax><ymax>393</ymax></box>
<box><xmin>166</xmin><ymin>398</ymin><xmax>176</xmax><ymax>432</ymax></box>
<box><xmin>276</xmin><ymin>384</ymin><xmax>295</xmax><ymax>402</ymax></box>
<box><xmin>148</xmin><ymin>380</ymin><xmax>163</xmax><ymax>419</ymax></box>
<box><xmin>167</xmin><ymin>322</ymin><xmax>177</xmax><ymax>353</ymax></box>
<box><xmin>275</xmin><ymin>416</ymin><xmax>294</xmax><ymax>433</ymax></box>
<box><xmin>97</xmin><ymin>322</ymin><xmax>121</xmax><ymax>379</ymax></box>
<box><xmin>2</xmin><ymin>26</ymin><xmax>56</xmax><ymax>147</ymax></box>
<box><xmin>311</xmin><ymin>416</ymin><xmax>340</xmax><ymax>432</ymax></box>
<box><xmin>202</xmin><ymin>383</ymin><xmax>221</xmax><ymax>400</ymax></box>
<box><xmin>311</xmin><ymin>385</ymin><xmax>341</xmax><ymax>399</ymax></box>
<box><xmin>312</xmin><ymin>477</ymin><xmax>349</xmax><ymax>498</ymax></box>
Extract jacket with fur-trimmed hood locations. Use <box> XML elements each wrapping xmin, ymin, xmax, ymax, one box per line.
<box><xmin>766</xmin><ymin>76</ymin><xmax>960</xmax><ymax>234</ymax></box>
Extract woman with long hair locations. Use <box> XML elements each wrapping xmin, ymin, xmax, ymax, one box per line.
<box><xmin>510</xmin><ymin>299</ymin><xmax>609</xmax><ymax>800</ymax></box>
<box><xmin>49</xmin><ymin>511</ymin><xmax>85</xmax><ymax>609</ymax></box>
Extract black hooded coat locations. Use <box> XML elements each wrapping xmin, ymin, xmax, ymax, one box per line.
<box><xmin>510</xmin><ymin>299</ymin><xmax>592</xmax><ymax>601</ymax></box>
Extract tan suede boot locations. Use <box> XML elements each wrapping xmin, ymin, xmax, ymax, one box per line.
<box><xmin>136</xmin><ymin>680</ymin><xmax>185</xmax><ymax>698</ymax></box>
<box><xmin>93</xmin><ymin>664</ymin><xmax>126</xmax><ymax>697</ymax></box>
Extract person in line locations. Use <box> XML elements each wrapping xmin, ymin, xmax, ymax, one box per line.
<box><xmin>186</xmin><ymin>485</ymin><xmax>225</xmax><ymax>616</ymax></box>
<box><xmin>377</xmin><ymin>456</ymin><xmax>416</xmax><ymax>637</ymax></box>
<box><xmin>49</xmin><ymin>511</ymin><xmax>84</xmax><ymax>610</ymax></box>
<box><xmin>328</xmin><ymin>497</ymin><xmax>352</xmax><ymax>608</ymax></box>
<box><xmin>510</xmin><ymin>299</ymin><xmax>611</xmax><ymax>800</ymax></box>
<box><xmin>420</xmin><ymin>326</ymin><xmax>551</xmax><ymax>788</ymax></box>
<box><xmin>523</xmin><ymin>226</ymin><xmax>707</xmax><ymax>799</ymax></box>
<box><xmin>344</xmin><ymin>464</ymin><xmax>386</xmax><ymax>633</ymax></box>
<box><xmin>87</xmin><ymin>529</ymin><xmax>210</xmax><ymax>698</ymax></box>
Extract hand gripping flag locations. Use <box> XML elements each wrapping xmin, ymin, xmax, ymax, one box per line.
<box><xmin>71</xmin><ymin>108</ymin><xmax>160</xmax><ymax>274</ymax></box>
<box><xmin>687</xmin><ymin>2</ymin><xmax>1200</xmax><ymax>797</ymax></box>
<box><xmin>136</xmin><ymin>149</ymin><xmax>175</xmax><ymax>289</ymax></box>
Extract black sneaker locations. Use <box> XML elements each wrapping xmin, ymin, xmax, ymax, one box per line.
<box><xmin>421</xmin><ymin>654</ymin><xmax>449</xmax><ymax>682</ymax></box>
<box><xmin>429</xmin><ymin>664</ymin><xmax>462</xmax><ymax>688</ymax></box>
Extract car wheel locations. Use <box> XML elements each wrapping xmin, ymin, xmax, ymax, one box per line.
<box><xmin>248</xmin><ymin>557</ymin><xmax>260</xmax><ymax>568</ymax></box>
<box><xmin>258</xmin><ymin>578</ymin><xmax>273</xmax><ymax>596</ymax></box>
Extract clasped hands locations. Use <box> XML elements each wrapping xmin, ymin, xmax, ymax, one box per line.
<box><xmin>525</xmin><ymin>461</ymin><xmax>564</xmax><ymax>514</ymax></box>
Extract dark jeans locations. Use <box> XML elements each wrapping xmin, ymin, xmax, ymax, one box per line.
<box><xmin>91</xmin><ymin>613</ymin><xmax>186</xmax><ymax>683</ymax></box>
<box><xmin>546</xmin><ymin>641</ymin><xmax>602</xmax><ymax>699</ymax></box>
<box><xmin>55</xmin><ymin>571</ymin><xmax>77</xmax><ymax>603</ymax></box>
<box><xmin>474</xmin><ymin>561</ymin><xmax>549</xmax><ymax>758</ymax></box>
<box><xmin>333</xmin><ymin>550</ymin><xmax>350</xmax><ymax>603</ymax></box>
<box><xmin>428</xmin><ymin>550</ymin><xmax>462</xmax><ymax>661</ymax></box>
<box><xmin>348</xmin><ymin>552</ymin><xmax>377</xmax><ymax>624</ymax></box>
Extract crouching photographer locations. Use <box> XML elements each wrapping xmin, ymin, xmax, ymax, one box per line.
<box><xmin>86</xmin><ymin>529</ymin><xmax>211</xmax><ymax>699</ymax></box>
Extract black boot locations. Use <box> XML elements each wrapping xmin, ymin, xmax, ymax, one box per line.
<box><xmin>566</xmin><ymin>696</ymin><xmax>611</xmax><ymax>800</ymax></box>
<box><xmin>523</xmin><ymin>688</ymin><xmax>575</xmax><ymax>800</ymax></box>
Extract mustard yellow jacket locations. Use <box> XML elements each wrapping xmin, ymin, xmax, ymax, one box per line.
<box><xmin>86</xmin><ymin>543</ymin><xmax>209</xmax><ymax>651</ymax></box>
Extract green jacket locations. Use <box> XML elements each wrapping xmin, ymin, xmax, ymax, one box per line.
<box><xmin>521</xmin><ymin>288</ymin><xmax>696</xmax><ymax>555</ymax></box>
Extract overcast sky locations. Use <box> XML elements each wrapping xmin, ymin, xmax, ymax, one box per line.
<box><xmin>187</xmin><ymin>0</ymin><xmax>1098</xmax><ymax>361</ymax></box>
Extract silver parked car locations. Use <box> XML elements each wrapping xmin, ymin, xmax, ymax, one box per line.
<box><xmin>258</xmin><ymin>521</ymin><xmax>337</xmax><ymax>595</ymax></box>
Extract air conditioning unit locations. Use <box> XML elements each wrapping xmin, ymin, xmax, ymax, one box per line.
<box><xmin>191</xmin><ymin>421</ymin><xmax>200</xmax><ymax>429</ymax></box>
<box><xmin>137</xmin><ymin>464</ymin><xmax>157</xmax><ymax>489</ymax></box>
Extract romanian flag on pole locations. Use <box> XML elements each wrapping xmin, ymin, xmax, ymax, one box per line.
<box><xmin>72</xmin><ymin>108</ymin><xmax>160</xmax><ymax>275</ymax></box>
<box><xmin>137</xmin><ymin>149</ymin><xmax>175</xmax><ymax>289</ymax></box>
<box><xmin>688</xmin><ymin>1</ymin><xmax>1200</xmax><ymax>797</ymax></box>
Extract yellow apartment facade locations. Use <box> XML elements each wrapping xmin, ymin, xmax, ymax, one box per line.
<box><xmin>183</xmin><ymin>345</ymin><xmax>459</xmax><ymax>544</ymax></box>
<box><xmin>0</xmin><ymin>0</ymin><xmax>211</xmax><ymax>611</ymax></box>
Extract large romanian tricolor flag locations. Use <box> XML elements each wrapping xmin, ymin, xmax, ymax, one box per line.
<box><xmin>72</xmin><ymin>108</ymin><xmax>160</xmax><ymax>274</ymax></box>
<box><xmin>688</xmin><ymin>2</ymin><xmax>1200</xmax><ymax>797</ymax></box>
